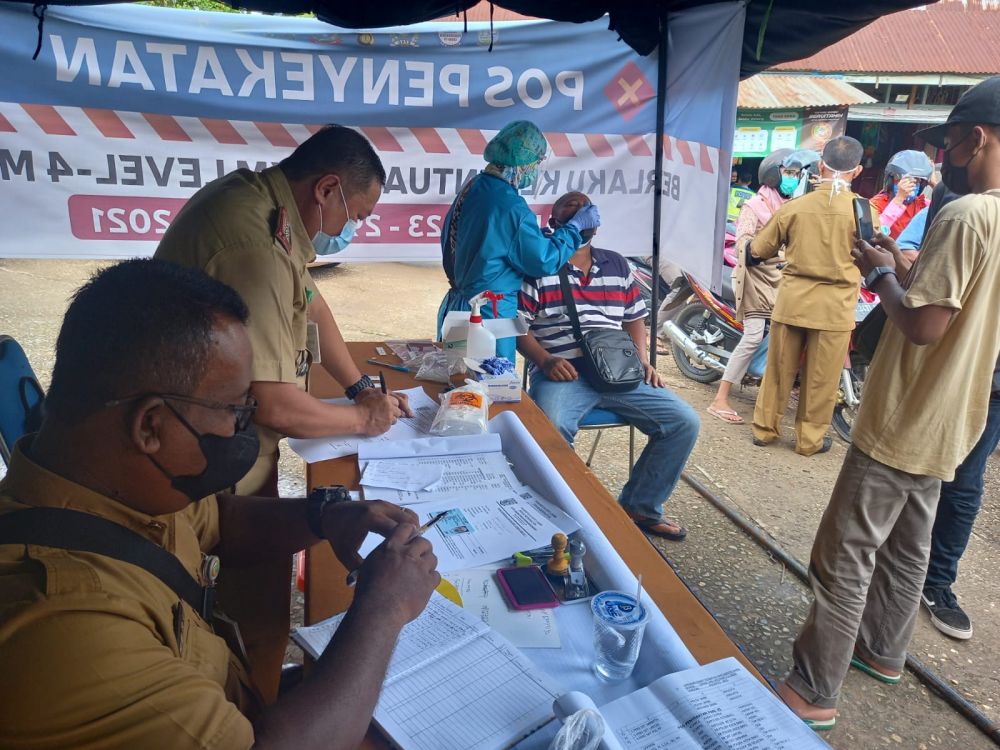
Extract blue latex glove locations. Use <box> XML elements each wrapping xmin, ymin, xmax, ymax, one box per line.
<box><xmin>566</xmin><ymin>203</ymin><xmax>601</xmax><ymax>232</ymax></box>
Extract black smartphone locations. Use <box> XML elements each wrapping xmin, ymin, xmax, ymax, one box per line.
<box><xmin>496</xmin><ymin>566</ymin><xmax>560</xmax><ymax>610</ymax></box>
<box><xmin>853</xmin><ymin>197</ymin><xmax>874</xmax><ymax>242</ymax></box>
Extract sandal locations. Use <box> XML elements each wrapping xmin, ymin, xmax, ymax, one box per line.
<box><xmin>706</xmin><ymin>406</ymin><xmax>744</xmax><ymax>425</ymax></box>
<box><xmin>850</xmin><ymin>654</ymin><xmax>902</xmax><ymax>684</ymax></box>
<box><xmin>776</xmin><ymin>681</ymin><xmax>837</xmax><ymax>731</ymax></box>
<box><xmin>629</xmin><ymin>513</ymin><xmax>688</xmax><ymax>541</ymax></box>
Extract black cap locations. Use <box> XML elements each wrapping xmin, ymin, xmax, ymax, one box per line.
<box><xmin>916</xmin><ymin>75</ymin><xmax>1000</xmax><ymax>148</ymax></box>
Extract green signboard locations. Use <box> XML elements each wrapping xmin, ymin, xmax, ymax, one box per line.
<box><xmin>734</xmin><ymin>108</ymin><xmax>846</xmax><ymax>158</ymax></box>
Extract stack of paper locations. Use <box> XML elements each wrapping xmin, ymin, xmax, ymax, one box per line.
<box><xmin>286</xmin><ymin>387</ymin><xmax>439</xmax><ymax>463</ymax></box>
<box><xmin>293</xmin><ymin>594</ymin><xmax>559</xmax><ymax>750</ymax></box>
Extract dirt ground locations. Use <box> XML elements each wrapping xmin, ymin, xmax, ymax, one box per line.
<box><xmin>2</xmin><ymin>258</ymin><xmax>998</xmax><ymax>749</ymax></box>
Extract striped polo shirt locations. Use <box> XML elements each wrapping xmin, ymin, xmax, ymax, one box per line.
<box><xmin>519</xmin><ymin>246</ymin><xmax>647</xmax><ymax>362</ymax></box>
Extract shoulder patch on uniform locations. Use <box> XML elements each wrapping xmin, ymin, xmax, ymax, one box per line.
<box><xmin>274</xmin><ymin>207</ymin><xmax>293</xmax><ymax>255</ymax></box>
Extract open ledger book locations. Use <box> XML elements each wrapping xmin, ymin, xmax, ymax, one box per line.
<box><xmin>294</xmin><ymin>597</ymin><xmax>826</xmax><ymax>750</ymax></box>
<box><xmin>293</xmin><ymin>593</ymin><xmax>559</xmax><ymax>750</ymax></box>
<box><xmin>554</xmin><ymin>657</ymin><xmax>830</xmax><ymax>750</ymax></box>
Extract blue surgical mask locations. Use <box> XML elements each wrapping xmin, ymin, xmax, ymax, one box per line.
<box><xmin>779</xmin><ymin>175</ymin><xmax>799</xmax><ymax>197</ymax></box>
<box><xmin>312</xmin><ymin>184</ymin><xmax>360</xmax><ymax>255</ymax></box>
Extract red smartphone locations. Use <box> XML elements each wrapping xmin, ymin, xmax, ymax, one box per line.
<box><xmin>496</xmin><ymin>565</ymin><xmax>560</xmax><ymax>610</ymax></box>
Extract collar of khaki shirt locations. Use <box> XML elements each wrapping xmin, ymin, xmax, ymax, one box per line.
<box><xmin>259</xmin><ymin>165</ymin><xmax>317</xmax><ymax>268</ymax></box>
<box><xmin>1</xmin><ymin>437</ymin><xmax>189</xmax><ymax>565</ymax></box>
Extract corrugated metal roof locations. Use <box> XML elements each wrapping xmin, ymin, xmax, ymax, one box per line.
<box><xmin>775</xmin><ymin>1</ymin><xmax>1000</xmax><ymax>75</ymax></box>
<box><xmin>738</xmin><ymin>75</ymin><xmax>875</xmax><ymax>109</ymax></box>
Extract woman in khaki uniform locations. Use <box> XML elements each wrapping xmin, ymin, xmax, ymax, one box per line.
<box><xmin>708</xmin><ymin>149</ymin><xmax>801</xmax><ymax>424</ymax></box>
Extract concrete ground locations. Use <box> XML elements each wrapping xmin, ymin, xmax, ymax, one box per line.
<box><xmin>2</xmin><ymin>258</ymin><xmax>998</xmax><ymax>749</ymax></box>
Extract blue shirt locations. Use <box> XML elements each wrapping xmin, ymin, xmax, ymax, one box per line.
<box><xmin>896</xmin><ymin>206</ymin><xmax>928</xmax><ymax>252</ymax></box>
<box><xmin>437</xmin><ymin>173</ymin><xmax>580</xmax><ymax>360</ymax></box>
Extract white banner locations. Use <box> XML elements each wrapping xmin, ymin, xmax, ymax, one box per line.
<box><xmin>0</xmin><ymin>3</ymin><xmax>742</xmax><ymax>284</ymax></box>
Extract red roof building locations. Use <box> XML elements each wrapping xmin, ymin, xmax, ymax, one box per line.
<box><xmin>776</xmin><ymin>1</ymin><xmax>1000</xmax><ymax>77</ymax></box>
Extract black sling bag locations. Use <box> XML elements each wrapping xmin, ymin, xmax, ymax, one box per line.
<box><xmin>557</xmin><ymin>266</ymin><xmax>643</xmax><ymax>393</ymax></box>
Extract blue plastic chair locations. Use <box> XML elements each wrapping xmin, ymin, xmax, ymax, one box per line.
<box><xmin>578</xmin><ymin>408</ymin><xmax>636</xmax><ymax>472</ymax></box>
<box><xmin>0</xmin><ymin>335</ymin><xmax>45</xmax><ymax>466</ymax></box>
<box><xmin>522</xmin><ymin>367</ymin><xmax>635</xmax><ymax>474</ymax></box>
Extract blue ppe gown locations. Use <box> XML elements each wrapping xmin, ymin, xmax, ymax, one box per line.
<box><xmin>437</xmin><ymin>173</ymin><xmax>581</xmax><ymax>361</ymax></box>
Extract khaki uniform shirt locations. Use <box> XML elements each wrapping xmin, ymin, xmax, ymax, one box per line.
<box><xmin>0</xmin><ymin>440</ymin><xmax>258</xmax><ymax>749</ymax></box>
<box><xmin>853</xmin><ymin>190</ymin><xmax>1000</xmax><ymax>481</ymax></box>
<box><xmin>155</xmin><ymin>166</ymin><xmax>317</xmax><ymax>464</ymax></box>
<box><xmin>752</xmin><ymin>183</ymin><xmax>875</xmax><ymax>332</ymax></box>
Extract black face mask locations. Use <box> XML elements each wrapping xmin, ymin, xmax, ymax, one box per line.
<box><xmin>151</xmin><ymin>402</ymin><xmax>259</xmax><ymax>501</ymax></box>
<box><xmin>942</xmin><ymin>129</ymin><xmax>980</xmax><ymax>196</ymax></box>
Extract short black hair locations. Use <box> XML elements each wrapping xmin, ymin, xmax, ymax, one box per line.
<box><xmin>552</xmin><ymin>191</ymin><xmax>589</xmax><ymax>221</ymax></box>
<box><xmin>822</xmin><ymin>136</ymin><xmax>864</xmax><ymax>171</ymax></box>
<box><xmin>280</xmin><ymin>124</ymin><xmax>386</xmax><ymax>191</ymax></box>
<box><xmin>46</xmin><ymin>258</ymin><xmax>249</xmax><ymax>423</ymax></box>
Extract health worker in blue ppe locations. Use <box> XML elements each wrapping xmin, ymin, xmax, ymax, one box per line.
<box><xmin>437</xmin><ymin>120</ymin><xmax>601</xmax><ymax>362</ymax></box>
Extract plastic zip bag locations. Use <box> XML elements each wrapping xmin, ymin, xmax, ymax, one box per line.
<box><xmin>429</xmin><ymin>380</ymin><xmax>491</xmax><ymax>436</ymax></box>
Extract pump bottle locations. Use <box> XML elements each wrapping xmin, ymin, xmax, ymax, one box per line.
<box><xmin>466</xmin><ymin>293</ymin><xmax>497</xmax><ymax>362</ymax></box>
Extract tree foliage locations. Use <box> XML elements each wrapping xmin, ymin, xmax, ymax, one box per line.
<box><xmin>139</xmin><ymin>0</ymin><xmax>238</xmax><ymax>12</ymax></box>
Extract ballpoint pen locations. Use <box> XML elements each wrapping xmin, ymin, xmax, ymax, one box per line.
<box><xmin>367</xmin><ymin>358</ymin><xmax>410</xmax><ymax>373</ymax></box>
<box><xmin>345</xmin><ymin>510</ymin><xmax>449</xmax><ymax>587</ymax></box>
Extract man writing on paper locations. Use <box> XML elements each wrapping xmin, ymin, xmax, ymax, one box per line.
<box><xmin>156</xmin><ymin>124</ymin><xmax>412</xmax><ymax>697</ymax></box>
<box><xmin>0</xmin><ymin>259</ymin><xmax>440</xmax><ymax>749</ymax></box>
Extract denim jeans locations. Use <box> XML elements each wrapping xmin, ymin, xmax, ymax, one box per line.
<box><xmin>924</xmin><ymin>391</ymin><xmax>1000</xmax><ymax>591</ymax></box>
<box><xmin>529</xmin><ymin>373</ymin><xmax>699</xmax><ymax>520</ymax></box>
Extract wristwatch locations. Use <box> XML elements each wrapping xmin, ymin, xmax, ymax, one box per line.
<box><xmin>864</xmin><ymin>266</ymin><xmax>897</xmax><ymax>291</ymax></box>
<box><xmin>345</xmin><ymin>374</ymin><xmax>375</xmax><ymax>401</ymax></box>
<box><xmin>306</xmin><ymin>485</ymin><xmax>351</xmax><ymax>539</ymax></box>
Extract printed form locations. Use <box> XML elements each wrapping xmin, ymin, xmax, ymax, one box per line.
<box><xmin>292</xmin><ymin>594</ymin><xmax>559</xmax><ymax>750</ymax></box>
<box><xmin>287</xmin><ymin>387</ymin><xmax>439</xmax><ymax>463</ymax></box>
<box><xmin>359</xmin><ymin>491</ymin><xmax>580</xmax><ymax>572</ymax></box>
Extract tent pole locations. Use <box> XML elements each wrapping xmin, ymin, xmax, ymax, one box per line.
<box><xmin>649</xmin><ymin>17</ymin><xmax>669</xmax><ymax>367</ymax></box>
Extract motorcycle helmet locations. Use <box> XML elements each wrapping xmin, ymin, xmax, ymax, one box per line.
<box><xmin>781</xmin><ymin>149</ymin><xmax>822</xmax><ymax>174</ymax></box>
<box><xmin>758</xmin><ymin>148</ymin><xmax>793</xmax><ymax>189</ymax></box>
<box><xmin>883</xmin><ymin>149</ymin><xmax>934</xmax><ymax>192</ymax></box>
<box><xmin>780</xmin><ymin>149</ymin><xmax>821</xmax><ymax>197</ymax></box>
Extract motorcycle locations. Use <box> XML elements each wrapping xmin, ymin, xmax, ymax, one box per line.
<box><xmin>662</xmin><ymin>270</ymin><xmax>750</xmax><ymax>384</ymax></box>
<box><xmin>661</xmin><ymin>226</ymin><xmax>759</xmax><ymax>384</ymax></box>
<box><xmin>626</xmin><ymin>256</ymin><xmax>673</xmax><ymax>316</ymax></box>
<box><xmin>663</xmin><ymin>250</ymin><xmax>878</xmax><ymax>444</ymax></box>
<box><xmin>831</xmin><ymin>290</ymin><xmax>879</xmax><ymax>443</ymax></box>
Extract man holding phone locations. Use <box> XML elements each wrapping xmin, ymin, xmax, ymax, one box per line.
<box><xmin>778</xmin><ymin>75</ymin><xmax>1000</xmax><ymax>729</ymax></box>
<box><xmin>748</xmin><ymin>136</ymin><xmax>877</xmax><ymax>456</ymax></box>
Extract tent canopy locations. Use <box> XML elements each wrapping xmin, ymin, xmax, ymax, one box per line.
<box><xmin>8</xmin><ymin>0</ymin><xmax>932</xmax><ymax>77</ymax></box>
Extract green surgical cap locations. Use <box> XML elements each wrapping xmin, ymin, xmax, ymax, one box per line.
<box><xmin>483</xmin><ymin>121</ymin><xmax>547</xmax><ymax>166</ymax></box>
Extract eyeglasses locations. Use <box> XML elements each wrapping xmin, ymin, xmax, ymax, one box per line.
<box><xmin>105</xmin><ymin>392</ymin><xmax>258</xmax><ymax>430</ymax></box>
